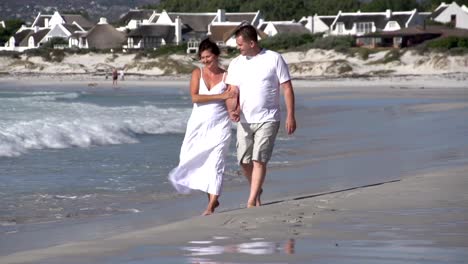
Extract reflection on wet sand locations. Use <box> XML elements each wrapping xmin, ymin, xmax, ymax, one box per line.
<box><xmin>185</xmin><ymin>238</ymin><xmax>295</xmax><ymax>262</ymax></box>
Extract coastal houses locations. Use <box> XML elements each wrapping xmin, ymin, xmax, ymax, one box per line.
<box><xmin>357</xmin><ymin>25</ymin><xmax>468</xmax><ymax>48</ymax></box>
<box><xmin>429</xmin><ymin>1</ymin><xmax>468</xmax><ymax>29</ymax></box>
<box><xmin>4</xmin><ymin>11</ymin><xmax>93</xmax><ymax>51</ymax></box>
<box><xmin>123</xmin><ymin>9</ymin><xmax>263</xmax><ymax>52</ymax></box>
<box><xmin>2</xmin><ymin>4</ymin><xmax>467</xmax><ymax>53</ymax></box>
<box><xmin>329</xmin><ymin>9</ymin><xmax>425</xmax><ymax>37</ymax></box>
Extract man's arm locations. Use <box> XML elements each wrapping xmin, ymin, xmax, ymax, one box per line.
<box><xmin>225</xmin><ymin>85</ymin><xmax>240</xmax><ymax>122</ymax></box>
<box><xmin>281</xmin><ymin>80</ymin><xmax>296</xmax><ymax>135</ymax></box>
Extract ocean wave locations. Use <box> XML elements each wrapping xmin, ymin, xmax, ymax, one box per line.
<box><xmin>0</xmin><ymin>92</ymin><xmax>190</xmax><ymax>157</ymax></box>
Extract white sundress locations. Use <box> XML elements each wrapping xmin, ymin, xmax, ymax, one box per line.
<box><xmin>169</xmin><ymin>69</ymin><xmax>231</xmax><ymax>195</ymax></box>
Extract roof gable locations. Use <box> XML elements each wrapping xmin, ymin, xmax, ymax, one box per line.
<box><xmin>62</xmin><ymin>14</ymin><xmax>94</xmax><ymax>29</ymax></box>
<box><xmin>119</xmin><ymin>10</ymin><xmax>155</xmax><ymax>25</ymax></box>
<box><xmin>168</xmin><ymin>14</ymin><xmax>215</xmax><ymax>32</ymax></box>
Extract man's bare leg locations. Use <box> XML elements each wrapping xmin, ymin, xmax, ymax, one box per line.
<box><xmin>202</xmin><ymin>193</ymin><xmax>220</xmax><ymax>216</ymax></box>
<box><xmin>242</xmin><ymin>161</ymin><xmax>266</xmax><ymax>207</ymax></box>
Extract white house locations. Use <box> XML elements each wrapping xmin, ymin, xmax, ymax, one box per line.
<box><xmin>299</xmin><ymin>15</ymin><xmax>336</xmax><ymax>34</ymax></box>
<box><xmin>329</xmin><ymin>9</ymin><xmax>425</xmax><ymax>36</ymax></box>
<box><xmin>430</xmin><ymin>2</ymin><xmax>468</xmax><ymax>29</ymax></box>
<box><xmin>3</xmin><ymin>11</ymin><xmax>93</xmax><ymax>51</ymax></box>
<box><xmin>123</xmin><ymin>9</ymin><xmax>264</xmax><ymax>52</ymax></box>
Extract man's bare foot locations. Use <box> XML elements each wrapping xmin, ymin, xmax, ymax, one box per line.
<box><xmin>256</xmin><ymin>188</ymin><xmax>263</xmax><ymax>206</ymax></box>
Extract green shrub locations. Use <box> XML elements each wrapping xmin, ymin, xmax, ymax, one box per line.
<box><xmin>260</xmin><ymin>33</ymin><xmax>319</xmax><ymax>52</ymax></box>
<box><xmin>146</xmin><ymin>44</ymin><xmax>186</xmax><ymax>58</ymax></box>
<box><xmin>357</xmin><ymin>48</ymin><xmax>370</xmax><ymax>60</ymax></box>
<box><xmin>448</xmin><ymin>47</ymin><xmax>468</xmax><ymax>55</ymax></box>
<box><xmin>383</xmin><ymin>48</ymin><xmax>402</xmax><ymax>63</ymax></box>
<box><xmin>50</xmin><ymin>49</ymin><xmax>65</xmax><ymax>62</ymax></box>
<box><xmin>427</xmin><ymin>36</ymin><xmax>461</xmax><ymax>49</ymax></box>
<box><xmin>305</xmin><ymin>36</ymin><xmax>355</xmax><ymax>53</ymax></box>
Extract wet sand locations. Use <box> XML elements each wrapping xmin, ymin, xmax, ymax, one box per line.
<box><xmin>1</xmin><ymin>165</ymin><xmax>467</xmax><ymax>264</ymax></box>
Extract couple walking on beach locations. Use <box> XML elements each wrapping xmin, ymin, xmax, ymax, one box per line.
<box><xmin>169</xmin><ymin>24</ymin><xmax>296</xmax><ymax>215</ymax></box>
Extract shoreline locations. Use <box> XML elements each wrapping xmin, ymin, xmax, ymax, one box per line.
<box><xmin>1</xmin><ymin>72</ymin><xmax>467</xmax><ymax>90</ymax></box>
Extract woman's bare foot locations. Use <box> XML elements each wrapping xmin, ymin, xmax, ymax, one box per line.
<box><xmin>202</xmin><ymin>200</ymin><xmax>220</xmax><ymax>216</ymax></box>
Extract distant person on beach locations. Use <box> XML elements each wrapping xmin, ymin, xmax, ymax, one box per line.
<box><xmin>225</xmin><ymin>24</ymin><xmax>297</xmax><ymax>208</ymax></box>
<box><xmin>119</xmin><ymin>68</ymin><xmax>125</xmax><ymax>81</ymax></box>
<box><xmin>169</xmin><ymin>38</ymin><xmax>236</xmax><ymax>216</ymax></box>
<box><xmin>112</xmin><ymin>68</ymin><xmax>118</xmax><ymax>86</ymax></box>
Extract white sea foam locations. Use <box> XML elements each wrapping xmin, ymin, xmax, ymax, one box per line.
<box><xmin>0</xmin><ymin>91</ymin><xmax>190</xmax><ymax>157</ymax></box>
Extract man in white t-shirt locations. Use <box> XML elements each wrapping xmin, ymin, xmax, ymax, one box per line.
<box><xmin>225</xmin><ymin>24</ymin><xmax>296</xmax><ymax>208</ymax></box>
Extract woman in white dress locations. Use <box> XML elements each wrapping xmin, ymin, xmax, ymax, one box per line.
<box><xmin>169</xmin><ymin>38</ymin><xmax>236</xmax><ymax>215</ymax></box>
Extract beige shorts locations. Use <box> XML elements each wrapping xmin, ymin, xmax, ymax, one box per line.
<box><xmin>236</xmin><ymin>122</ymin><xmax>280</xmax><ymax>164</ymax></box>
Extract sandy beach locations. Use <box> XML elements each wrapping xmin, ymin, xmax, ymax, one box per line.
<box><xmin>0</xmin><ymin>75</ymin><xmax>467</xmax><ymax>263</ymax></box>
<box><xmin>1</xmin><ymin>165</ymin><xmax>467</xmax><ymax>264</ymax></box>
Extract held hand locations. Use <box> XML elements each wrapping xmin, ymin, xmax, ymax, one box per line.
<box><xmin>222</xmin><ymin>89</ymin><xmax>236</xmax><ymax>100</ymax></box>
<box><xmin>285</xmin><ymin>115</ymin><xmax>296</xmax><ymax>135</ymax></box>
<box><xmin>229</xmin><ymin>112</ymin><xmax>240</xmax><ymax>122</ymax></box>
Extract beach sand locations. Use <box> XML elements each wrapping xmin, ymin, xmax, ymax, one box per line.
<box><xmin>1</xmin><ymin>75</ymin><xmax>467</xmax><ymax>263</ymax></box>
<box><xmin>1</xmin><ymin>165</ymin><xmax>467</xmax><ymax>264</ymax></box>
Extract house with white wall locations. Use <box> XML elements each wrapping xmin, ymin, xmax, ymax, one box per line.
<box><xmin>260</xmin><ymin>21</ymin><xmax>310</xmax><ymax>37</ymax></box>
<box><xmin>329</xmin><ymin>9</ymin><xmax>425</xmax><ymax>37</ymax></box>
<box><xmin>429</xmin><ymin>2</ymin><xmax>468</xmax><ymax>29</ymax></box>
<box><xmin>3</xmin><ymin>11</ymin><xmax>93</xmax><ymax>51</ymax></box>
<box><xmin>299</xmin><ymin>15</ymin><xmax>336</xmax><ymax>34</ymax></box>
<box><xmin>124</xmin><ymin>9</ymin><xmax>263</xmax><ymax>51</ymax></box>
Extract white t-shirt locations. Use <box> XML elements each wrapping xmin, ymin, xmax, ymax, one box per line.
<box><xmin>226</xmin><ymin>49</ymin><xmax>290</xmax><ymax>123</ymax></box>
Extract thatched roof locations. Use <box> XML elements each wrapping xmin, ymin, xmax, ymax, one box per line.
<box><xmin>13</xmin><ymin>30</ymin><xmax>33</xmax><ymax>46</ymax></box>
<box><xmin>335</xmin><ymin>13</ymin><xmax>412</xmax><ymax>30</ymax></box>
<box><xmin>85</xmin><ymin>23</ymin><xmax>126</xmax><ymax>49</ymax></box>
<box><xmin>274</xmin><ymin>24</ymin><xmax>310</xmax><ymax>34</ymax></box>
<box><xmin>119</xmin><ymin>10</ymin><xmax>155</xmax><ymax>25</ymax></box>
<box><xmin>62</xmin><ymin>14</ymin><xmax>94</xmax><ymax>29</ymax></box>
<box><xmin>128</xmin><ymin>25</ymin><xmax>176</xmax><ymax>43</ymax></box>
<box><xmin>19</xmin><ymin>29</ymin><xmax>50</xmax><ymax>46</ymax></box>
<box><xmin>168</xmin><ymin>14</ymin><xmax>216</xmax><ymax>33</ymax></box>
<box><xmin>210</xmin><ymin>23</ymin><xmax>268</xmax><ymax>43</ymax></box>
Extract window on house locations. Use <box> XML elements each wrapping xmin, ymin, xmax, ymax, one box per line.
<box><xmin>357</xmin><ymin>22</ymin><xmax>372</xmax><ymax>34</ymax></box>
<box><xmin>388</xmin><ymin>21</ymin><xmax>397</xmax><ymax>28</ymax></box>
<box><xmin>450</xmin><ymin>15</ymin><xmax>456</xmax><ymax>27</ymax></box>
<box><xmin>337</xmin><ymin>22</ymin><xmax>344</xmax><ymax>34</ymax></box>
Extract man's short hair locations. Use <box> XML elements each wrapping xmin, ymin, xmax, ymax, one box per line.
<box><xmin>234</xmin><ymin>24</ymin><xmax>258</xmax><ymax>43</ymax></box>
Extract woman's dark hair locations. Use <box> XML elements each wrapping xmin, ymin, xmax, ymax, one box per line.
<box><xmin>234</xmin><ymin>24</ymin><xmax>258</xmax><ymax>43</ymax></box>
<box><xmin>198</xmin><ymin>38</ymin><xmax>220</xmax><ymax>59</ymax></box>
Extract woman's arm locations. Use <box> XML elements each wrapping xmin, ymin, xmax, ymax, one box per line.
<box><xmin>190</xmin><ymin>68</ymin><xmax>234</xmax><ymax>103</ymax></box>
